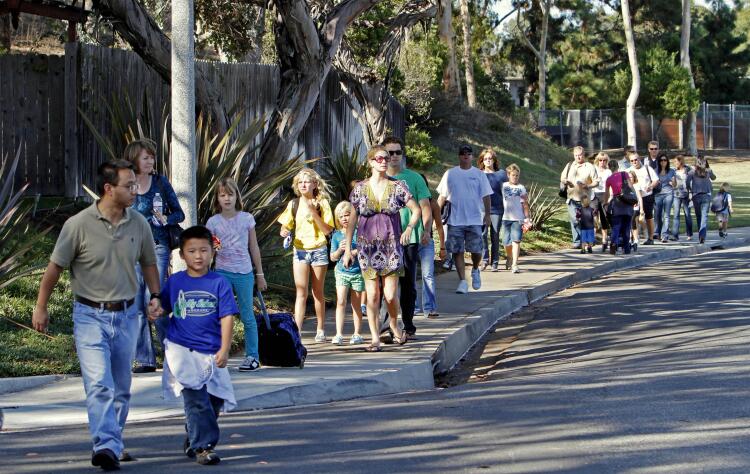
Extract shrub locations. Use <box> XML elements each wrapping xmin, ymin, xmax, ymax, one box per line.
<box><xmin>405</xmin><ymin>124</ymin><xmax>440</xmax><ymax>169</ymax></box>
<box><xmin>526</xmin><ymin>182</ymin><xmax>565</xmax><ymax>231</ymax></box>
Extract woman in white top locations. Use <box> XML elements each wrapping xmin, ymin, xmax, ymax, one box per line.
<box><xmin>592</xmin><ymin>152</ymin><xmax>613</xmax><ymax>252</ymax></box>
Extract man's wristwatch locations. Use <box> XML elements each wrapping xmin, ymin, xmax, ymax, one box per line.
<box><xmin>149</xmin><ymin>292</ymin><xmax>161</xmax><ymax>302</ymax></box>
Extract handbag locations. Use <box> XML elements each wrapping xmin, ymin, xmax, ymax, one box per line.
<box><xmin>559</xmin><ymin>162</ymin><xmax>572</xmax><ymax>199</ymax></box>
<box><xmin>616</xmin><ymin>172</ymin><xmax>638</xmax><ymax>206</ymax></box>
<box><xmin>155</xmin><ymin>177</ymin><xmax>184</xmax><ymax>250</ymax></box>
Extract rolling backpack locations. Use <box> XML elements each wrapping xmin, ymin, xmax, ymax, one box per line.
<box><xmin>254</xmin><ymin>289</ymin><xmax>307</xmax><ymax>369</ymax></box>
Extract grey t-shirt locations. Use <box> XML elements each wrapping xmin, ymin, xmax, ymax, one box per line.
<box><xmin>50</xmin><ymin>202</ymin><xmax>157</xmax><ymax>301</ymax></box>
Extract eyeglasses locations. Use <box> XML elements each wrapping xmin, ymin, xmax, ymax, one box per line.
<box><xmin>371</xmin><ymin>155</ymin><xmax>389</xmax><ymax>163</ymax></box>
<box><xmin>387</xmin><ymin>150</ymin><xmax>403</xmax><ymax>156</ymax></box>
<box><xmin>114</xmin><ymin>183</ymin><xmax>139</xmax><ymax>191</ymax></box>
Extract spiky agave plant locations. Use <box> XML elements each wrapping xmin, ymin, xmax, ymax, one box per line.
<box><xmin>0</xmin><ymin>146</ymin><xmax>53</xmax><ymax>290</ymax></box>
<box><xmin>319</xmin><ymin>142</ymin><xmax>368</xmax><ymax>203</ymax></box>
<box><xmin>526</xmin><ymin>182</ymin><xmax>565</xmax><ymax>231</ymax></box>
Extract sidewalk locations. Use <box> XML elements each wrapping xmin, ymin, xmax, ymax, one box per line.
<box><xmin>2</xmin><ymin>228</ymin><xmax>749</xmax><ymax>431</ymax></box>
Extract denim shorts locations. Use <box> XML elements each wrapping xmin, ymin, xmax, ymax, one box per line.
<box><xmin>716</xmin><ymin>211</ymin><xmax>729</xmax><ymax>223</ymax></box>
<box><xmin>446</xmin><ymin>225</ymin><xmax>483</xmax><ymax>254</ymax></box>
<box><xmin>501</xmin><ymin>220</ymin><xmax>523</xmax><ymax>245</ymax></box>
<box><xmin>335</xmin><ymin>269</ymin><xmax>365</xmax><ymax>292</ymax></box>
<box><xmin>581</xmin><ymin>228</ymin><xmax>595</xmax><ymax>244</ymax></box>
<box><xmin>293</xmin><ymin>246</ymin><xmax>329</xmax><ymax>266</ymax></box>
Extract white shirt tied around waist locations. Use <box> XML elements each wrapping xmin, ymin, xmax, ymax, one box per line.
<box><xmin>162</xmin><ymin>338</ymin><xmax>237</xmax><ymax>411</ymax></box>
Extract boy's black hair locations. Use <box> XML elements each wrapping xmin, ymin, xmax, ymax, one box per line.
<box><xmin>179</xmin><ymin>225</ymin><xmax>213</xmax><ymax>250</ymax></box>
<box><xmin>96</xmin><ymin>160</ymin><xmax>134</xmax><ymax>195</ymax></box>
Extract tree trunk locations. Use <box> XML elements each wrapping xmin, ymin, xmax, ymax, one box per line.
<box><xmin>438</xmin><ymin>0</ymin><xmax>462</xmax><ymax>98</ymax></box>
<box><xmin>460</xmin><ymin>0</ymin><xmax>476</xmax><ymax>108</ymax></box>
<box><xmin>252</xmin><ymin>0</ymin><xmax>379</xmax><ymax>180</ymax></box>
<box><xmin>680</xmin><ymin>0</ymin><xmax>697</xmax><ymax>155</ymax></box>
<box><xmin>92</xmin><ymin>0</ymin><xmax>230</xmax><ymax>134</ymax></box>
<box><xmin>621</xmin><ymin>0</ymin><xmax>640</xmax><ymax>148</ymax></box>
<box><xmin>0</xmin><ymin>14</ymin><xmax>11</xmax><ymax>52</ymax></box>
<box><xmin>517</xmin><ymin>0</ymin><xmax>550</xmax><ymax>125</ymax></box>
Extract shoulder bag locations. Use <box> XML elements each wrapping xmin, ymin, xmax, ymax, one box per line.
<box><xmin>155</xmin><ymin>177</ymin><xmax>184</xmax><ymax>250</ymax></box>
<box><xmin>559</xmin><ymin>162</ymin><xmax>572</xmax><ymax>199</ymax></box>
<box><xmin>616</xmin><ymin>172</ymin><xmax>638</xmax><ymax>206</ymax></box>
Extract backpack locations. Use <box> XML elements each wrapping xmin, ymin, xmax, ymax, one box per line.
<box><xmin>710</xmin><ymin>192</ymin><xmax>728</xmax><ymax>213</ymax></box>
<box><xmin>291</xmin><ymin>198</ymin><xmax>335</xmax><ymax>269</ymax></box>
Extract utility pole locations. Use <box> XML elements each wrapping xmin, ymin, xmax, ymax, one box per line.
<box><xmin>171</xmin><ymin>0</ymin><xmax>197</xmax><ymax>233</ymax></box>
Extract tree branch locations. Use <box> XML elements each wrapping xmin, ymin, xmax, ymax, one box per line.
<box><xmin>515</xmin><ymin>6</ymin><xmax>541</xmax><ymax>61</ymax></box>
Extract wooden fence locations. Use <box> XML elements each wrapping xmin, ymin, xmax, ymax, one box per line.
<box><xmin>0</xmin><ymin>43</ymin><xmax>405</xmax><ymax>197</ymax></box>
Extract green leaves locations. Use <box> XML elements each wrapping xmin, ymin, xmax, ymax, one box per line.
<box><xmin>319</xmin><ymin>142</ymin><xmax>369</xmax><ymax>204</ymax></box>
<box><xmin>0</xmin><ymin>146</ymin><xmax>53</xmax><ymax>290</ymax></box>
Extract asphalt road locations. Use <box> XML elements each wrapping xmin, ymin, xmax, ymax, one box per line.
<box><xmin>2</xmin><ymin>247</ymin><xmax>749</xmax><ymax>473</ymax></box>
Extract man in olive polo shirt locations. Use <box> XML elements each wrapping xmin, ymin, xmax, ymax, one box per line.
<box><xmin>384</xmin><ymin>136</ymin><xmax>432</xmax><ymax>336</ymax></box>
<box><xmin>33</xmin><ymin>160</ymin><xmax>163</xmax><ymax>471</ymax></box>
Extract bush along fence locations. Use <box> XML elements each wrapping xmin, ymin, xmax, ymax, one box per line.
<box><xmin>531</xmin><ymin>104</ymin><xmax>750</xmax><ymax>153</ymax></box>
<box><xmin>0</xmin><ymin>43</ymin><xmax>405</xmax><ymax>197</ymax></box>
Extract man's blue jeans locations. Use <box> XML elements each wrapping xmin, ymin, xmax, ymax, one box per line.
<box><xmin>183</xmin><ymin>386</ymin><xmax>224</xmax><ymax>451</ymax></box>
<box><xmin>416</xmin><ymin>239</ymin><xmax>437</xmax><ymax>314</ymax></box>
<box><xmin>692</xmin><ymin>193</ymin><xmax>711</xmax><ymax>241</ymax></box>
<box><xmin>72</xmin><ymin>301</ymin><xmax>139</xmax><ymax>457</ymax></box>
<box><xmin>654</xmin><ymin>193</ymin><xmax>674</xmax><ymax>239</ymax></box>
<box><xmin>216</xmin><ymin>270</ymin><xmax>259</xmax><ymax>359</ymax></box>
<box><xmin>671</xmin><ymin>196</ymin><xmax>693</xmax><ymax>238</ymax></box>
<box><xmin>567</xmin><ymin>200</ymin><xmax>582</xmax><ymax>245</ymax></box>
<box><xmin>134</xmin><ymin>244</ymin><xmax>171</xmax><ymax>368</ymax></box>
<box><xmin>482</xmin><ymin>214</ymin><xmax>502</xmax><ymax>265</ymax></box>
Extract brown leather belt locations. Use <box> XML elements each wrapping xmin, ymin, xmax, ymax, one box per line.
<box><xmin>75</xmin><ymin>296</ymin><xmax>135</xmax><ymax>312</ymax></box>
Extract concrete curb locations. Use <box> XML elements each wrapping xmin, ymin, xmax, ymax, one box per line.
<box><xmin>429</xmin><ymin>235</ymin><xmax>750</xmax><ymax>375</ymax></box>
<box><xmin>0</xmin><ymin>375</ymin><xmax>66</xmax><ymax>395</ymax></box>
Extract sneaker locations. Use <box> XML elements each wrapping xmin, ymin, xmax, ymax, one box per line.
<box><xmin>661</xmin><ymin>238</ymin><xmax>668</xmax><ymax>243</ymax></box>
<box><xmin>132</xmin><ymin>365</ymin><xmax>156</xmax><ymax>374</ymax></box>
<box><xmin>609</xmin><ymin>245</ymin><xmax>617</xmax><ymax>255</ymax></box>
<box><xmin>332</xmin><ymin>335</ymin><xmax>344</xmax><ymax>345</ymax></box>
<box><xmin>456</xmin><ymin>280</ymin><xmax>469</xmax><ymax>294</ymax></box>
<box><xmin>349</xmin><ymin>334</ymin><xmax>364</xmax><ymax>345</ymax></box>
<box><xmin>195</xmin><ymin>448</ymin><xmax>221</xmax><ymax>465</ymax></box>
<box><xmin>91</xmin><ymin>449</ymin><xmax>120</xmax><ymax>471</ymax></box>
<box><xmin>699</xmin><ymin>237</ymin><xmax>705</xmax><ymax>244</ymax></box>
<box><xmin>644</xmin><ymin>239</ymin><xmax>654</xmax><ymax>245</ymax></box>
<box><xmin>471</xmin><ymin>268</ymin><xmax>481</xmax><ymax>290</ymax></box>
<box><xmin>442</xmin><ymin>260</ymin><xmax>453</xmax><ymax>270</ymax></box>
<box><xmin>491</xmin><ymin>263</ymin><xmax>499</xmax><ymax>272</ymax></box>
<box><xmin>686</xmin><ymin>236</ymin><xmax>692</xmax><ymax>241</ymax></box>
<box><xmin>184</xmin><ymin>437</ymin><xmax>196</xmax><ymax>459</ymax></box>
<box><xmin>632</xmin><ymin>243</ymin><xmax>638</xmax><ymax>252</ymax></box>
<box><xmin>238</xmin><ymin>356</ymin><xmax>260</xmax><ymax>372</ymax></box>
<box><xmin>572</xmin><ymin>243</ymin><xmax>582</xmax><ymax>249</ymax></box>
<box><xmin>587</xmin><ymin>246</ymin><xmax>593</xmax><ymax>254</ymax></box>
<box><xmin>580</xmin><ymin>248</ymin><xmax>586</xmax><ymax>254</ymax></box>
<box><xmin>602</xmin><ymin>243</ymin><xmax>608</xmax><ymax>252</ymax></box>
<box><xmin>314</xmin><ymin>331</ymin><xmax>326</xmax><ymax>343</ymax></box>
<box><xmin>512</xmin><ymin>265</ymin><xmax>520</xmax><ymax>274</ymax></box>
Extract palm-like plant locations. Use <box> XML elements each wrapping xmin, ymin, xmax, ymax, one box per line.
<box><xmin>319</xmin><ymin>142</ymin><xmax>368</xmax><ymax>203</ymax></box>
<box><xmin>0</xmin><ymin>146</ymin><xmax>53</xmax><ymax>290</ymax></box>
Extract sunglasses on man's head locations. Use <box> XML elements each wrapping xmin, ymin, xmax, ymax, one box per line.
<box><xmin>388</xmin><ymin>150</ymin><xmax>403</xmax><ymax>156</ymax></box>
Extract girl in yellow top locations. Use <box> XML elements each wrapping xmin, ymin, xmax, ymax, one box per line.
<box><xmin>277</xmin><ymin>168</ymin><xmax>335</xmax><ymax>342</ymax></box>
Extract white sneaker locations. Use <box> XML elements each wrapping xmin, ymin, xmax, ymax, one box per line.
<box><xmin>471</xmin><ymin>268</ymin><xmax>481</xmax><ymax>290</ymax></box>
<box><xmin>331</xmin><ymin>335</ymin><xmax>344</xmax><ymax>345</ymax></box>
<box><xmin>314</xmin><ymin>330</ymin><xmax>326</xmax><ymax>343</ymax></box>
<box><xmin>349</xmin><ymin>334</ymin><xmax>364</xmax><ymax>345</ymax></box>
<box><xmin>456</xmin><ymin>280</ymin><xmax>469</xmax><ymax>294</ymax></box>
<box><xmin>512</xmin><ymin>265</ymin><xmax>520</xmax><ymax>274</ymax></box>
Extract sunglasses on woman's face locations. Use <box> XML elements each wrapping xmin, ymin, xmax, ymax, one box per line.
<box><xmin>660</xmin><ymin>158</ymin><xmax>668</xmax><ymax>162</ymax></box>
<box><xmin>371</xmin><ymin>155</ymin><xmax>389</xmax><ymax>163</ymax></box>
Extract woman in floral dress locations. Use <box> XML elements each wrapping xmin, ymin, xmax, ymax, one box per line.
<box><xmin>343</xmin><ymin>145</ymin><xmax>422</xmax><ymax>352</ymax></box>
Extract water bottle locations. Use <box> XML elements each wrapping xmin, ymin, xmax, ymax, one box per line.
<box><xmin>283</xmin><ymin>234</ymin><xmax>292</xmax><ymax>249</ymax></box>
<box><xmin>153</xmin><ymin>192</ymin><xmax>163</xmax><ymax>226</ymax></box>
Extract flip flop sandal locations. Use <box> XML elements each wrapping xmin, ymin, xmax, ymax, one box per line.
<box><xmin>364</xmin><ymin>344</ymin><xmax>383</xmax><ymax>352</ymax></box>
<box><xmin>395</xmin><ymin>333</ymin><xmax>408</xmax><ymax>345</ymax></box>
<box><xmin>427</xmin><ymin>312</ymin><xmax>440</xmax><ymax>319</ymax></box>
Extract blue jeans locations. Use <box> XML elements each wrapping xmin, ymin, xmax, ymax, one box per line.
<box><xmin>671</xmin><ymin>196</ymin><xmax>693</xmax><ymax>238</ymax></box>
<box><xmin>567</xmin><ymin>200</ymin><xmax>582</xmax><ymax>244</ymax></box>
<box><xmin>693</xmin><ymin>193</ymin><xmax>711</xmax><ymax>241</ymax></box>
<box><xmin>216</xmin><ymin>270</ymin><xmax>258</xmax><ymax>359</ymax></box>
<box><xmin>183</xmin><ymin>386</ymin><xmax>224</xmax><ymax>451</ymax></box>
<box><xmin>482</xmin><ymin>214</ymin><xmax>502</xmax><ymax>265</ymax></box>
<box><xmin>416</xmin><ymin>239</ymin><xmax>437</xmax><ymax>314</ymax></box>
<box><xmin>654</xmin><ymin>193</ymin><xmax>674</xmax><ymax>239</ymax></box>
<box><xmin>134</xmin><ymin>244</ymin><xmax>171</xmax><ymax>368</ymax></box>
<box><xmin>610</xmin><ymin>214</ymin><xmax>632</xmax><ymax>253</ymax></box>
<box><xmin>72</xmin><ymin>301</ymin><xmax>139</xmax><ymax>457</ymax></box>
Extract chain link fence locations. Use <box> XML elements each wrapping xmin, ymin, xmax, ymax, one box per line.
<box><xmin>530</xmin><ymin>104</ymin><xmax>750</xmax><ymax>152</ymax></box>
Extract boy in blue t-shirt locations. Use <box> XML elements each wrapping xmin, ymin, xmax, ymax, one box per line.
<box><xmin>158</xmin><ymin>226</ymin><xmax>238</xmax><ymax>466</ymax></box>
<box><xmin>329</xmin><ymin>201</ymin><xmax>365</xmax><ymax>345</ymax></box>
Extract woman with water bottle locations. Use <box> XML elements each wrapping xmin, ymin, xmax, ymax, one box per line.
<box><xmin>124</xmin><ymin>139</ymin><xmax>185</xmax><ymax>373</ymax></box>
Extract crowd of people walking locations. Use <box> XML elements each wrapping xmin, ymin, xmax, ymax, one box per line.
<box><xmin>30</xmin><ymin>136</ymin><xmax>734</xmax><ymax>470</ymax></box>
